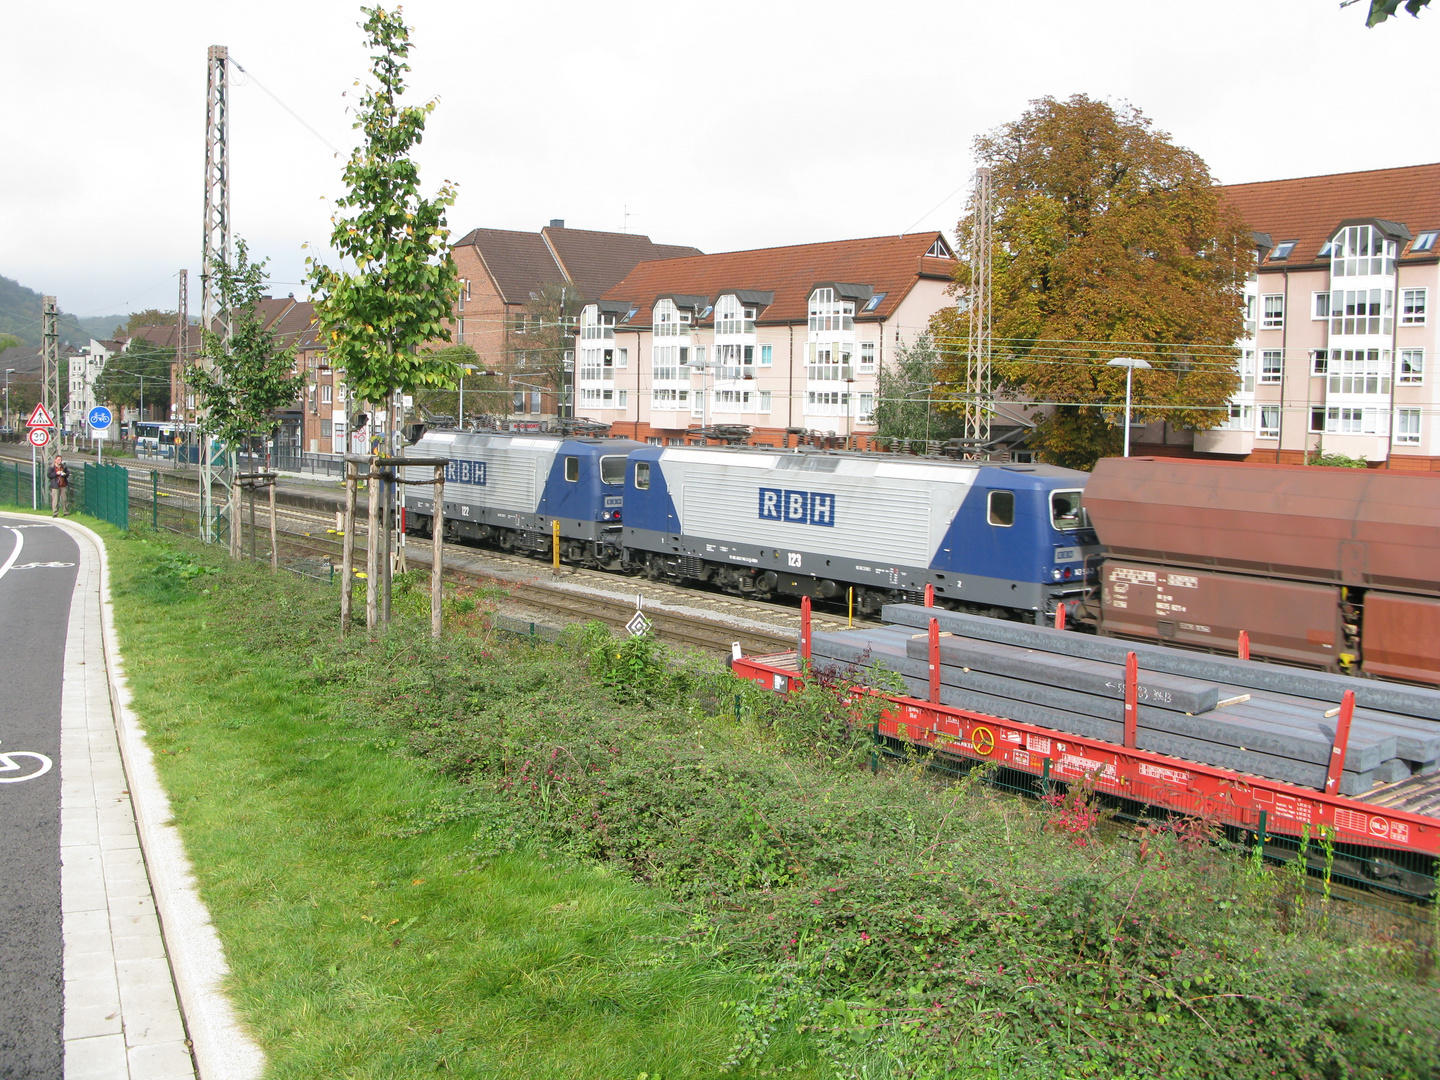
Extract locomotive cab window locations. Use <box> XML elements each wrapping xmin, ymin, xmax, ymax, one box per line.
<box><xmin>987</xmin><ymin>490</ymin><xmax>1015</xmax><ymax>527</ymax></box>
<box><xmin>600</xmin><ymin>455</ymin><xmax>626</xmax><ymax>485</ymax></box>
<box><xmin>564</xmin><ymin>456</ymin><xmax>579</xmax><ymax>482</ymax></box>
<box><xmin>1050</xmin><ymin>489</ymin><xmax>1088</xmax><ymax>531</ymax></box>
<box><xmin>634</xmin><ymin>461</ymin><xmax>651</xmax><ymax>490</ymax></box>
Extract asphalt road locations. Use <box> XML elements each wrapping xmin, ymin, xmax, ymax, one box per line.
<box><xmin>0</xmin><ymin>516</ymin><xmax>79</xmax><ymax>1080</ymax></box>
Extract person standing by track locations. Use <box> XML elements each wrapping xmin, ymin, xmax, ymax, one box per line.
<box><xmin>47</xmin><ymin>453</ymin><xmax>70</xmax><ymax>517</ymax></box>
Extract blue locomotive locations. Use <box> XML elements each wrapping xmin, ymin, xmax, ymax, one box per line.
<box><xmin>620</xmin><ymin>445</ymin><xmax>1098</xmax><ymax>620</ymax></box>
<box><xmin>403</xmin><ymin>431</ymin><xmax>644</xmax><ymax>567</ymax></box>
<box><xmin>404</xmin><ymin>435</ymin><xmax>1098</xmax><ymax>621</ymax></box>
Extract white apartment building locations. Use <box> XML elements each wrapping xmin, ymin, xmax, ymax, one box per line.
<box><xmin>572</xmin><ymin>233</ymin><xmax>958</xmax><ymax>444</ymax></box>
<box><xmin>66</xmin><ymin>339</ymin><xmax>117</xmax><ymax>431</ymax></box>
<box><xmin>1173</xmin><ymin>164</ymin><xmax>1440</xmax><ymax>470</ymax></box>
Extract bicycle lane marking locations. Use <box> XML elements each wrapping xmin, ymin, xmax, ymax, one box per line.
<box><xmin>0</xmin><ymin>749</ymin><xmax>52</xmax><ymax>782</ymax></box>
<box><xmin>0</xmin><ymin>525</ymin><xmax>23</xmax><ymax>582</ymax></box>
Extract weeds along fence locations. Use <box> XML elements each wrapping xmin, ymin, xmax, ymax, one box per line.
<box><xmin>880</xmin><ymin>737</ymin><xmax>1438</xmax><ymax>948</ymax></box>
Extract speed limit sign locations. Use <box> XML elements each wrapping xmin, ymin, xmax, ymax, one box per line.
<box><xmin>28</xmin><ymin>427</ymin><xmax>50</xmax><ymax>448</ymax></box>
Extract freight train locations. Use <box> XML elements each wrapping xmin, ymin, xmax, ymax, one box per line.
<box><xmin>402</xmin><ymin>430</ymin><xmax>1099</xmax><ymax>621</ymax></box>
<box><xmin>1083</xmin><ymin>457</ymin><xmax>1440</xmax><ymax>688</ymax></box>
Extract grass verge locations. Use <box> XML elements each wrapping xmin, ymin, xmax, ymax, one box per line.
<box><xmin>103</xmin><ymin>525</ymin><xmax>1439</xmax><ymax>1080</ymax></box>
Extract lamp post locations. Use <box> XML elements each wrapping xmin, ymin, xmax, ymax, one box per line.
<box><xmin>3</xmin><ymin>368</ymin><xmax>13</xmax><ymax>430</ymax></box>
<box><xmin>1106</xmin><ymin>356</ymin><xmax>1152</xmax><ymax>458</ymax></box>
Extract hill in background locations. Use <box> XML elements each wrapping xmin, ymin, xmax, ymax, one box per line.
<box><xmin>0</xmin><ymin>274</ymin><xmax>126</xmax><ymax>348</ymax></box>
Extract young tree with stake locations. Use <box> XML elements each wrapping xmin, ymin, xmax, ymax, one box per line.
<box><xmin>308</xmin><ymin>5</ymin><xmax>461</xmax><ymax>626</ymax></box>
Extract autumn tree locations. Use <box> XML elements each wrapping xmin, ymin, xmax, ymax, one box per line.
<box><xmin>187</xmin><ymin>240</ymin><xmax>300</xmax><ymax>556</ymax></box>
<box><xmin>307</xmin><ymin>5</ymin><xmax>461</xmax><ymax>446</ymax></box>
<box><xmin>515</xmin><ymin>281</ymin><xmax>579</xmax><ymax>419</ymax></box>
<box><xmin>937</xmin><ymin>95</ymin><xmax>1252</xmax><ymax>469</ymax></box>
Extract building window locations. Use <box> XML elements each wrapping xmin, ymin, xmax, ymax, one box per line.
<box><xmin>513</xmin><ymin>313</ymin><xmax>528</xmax><ymax>334</ymax></box>
<box><xmin>808</xmin><ymin>288</ymin><xmax>855</xmax><ymax>332</ymax></box>
<box><xmin>1329</xmin><ymin>289</ymin><xmax>1393</xmax><ymax>336</ymax></box>
<box><xmin>1244</xmin><ymin>294</ymin><xmax>1256</xmax><ymax>335</ymax></box>
<box><xmin>1399</xmin><ymin>349</ymin><xmax>1425</xmax><ymax>385</ymax></box>
<box><xmin>1312</xmin><ymin>292</ymin><xmax>1330</xmax><ymax>319</ymax></box>
<box><xmin>714</xmin><ymin>295</ymin><xmax>757</xmax><ymax>335</ymax></box>
<box><xmin>758</xmin><ymin>390</ymin><xmax>771</xmax><ymax>413</ymax></box>
<box><xmin>1238</xmin><ymin>350</ymin><xmax>1255</xmax><ymax>393</ymax></box>
<box><xmin>1270</xmin><ymin>240</ymin><xmax>1296</xmax><ymax>261</ymax></box>
<box><xmin>1224</xmin><ymin>404</ymin><xmax>1253</xmax><ymax>431</ymax></box>
<box><xmin>1330</xmin><ymin>224</ymin><xmax>1398</xmax><ymax>277</ymax></box>
<box><xmin>581</xmin><ymin>306</ymin><xmax>616</xmax><ymax>340</ymax></box>
<box><xmin>1412</xmin><ymin>231</ymin><xmax>1438</xmax><ymax>253</ymax></box>
<box><xmin>652</xmin><ymin>346</ymin><xmax>683</xmax><ymax>382</ymax></box>
<box><xmin>321</xmin><ymin>384</ymin><xmax>333</xmax><ymax>404</ymax></box>
<box><xmin>654</xmin><ymin>298</ymin><xmax>690</xmax><ymax>338</ymax></box>
<box><xmin>857</xmin><ymin>392</ymin><xmax>874</xmax><ymax>421</ymax></box>
<box><xmin>1259</xmin><ymin>406</ymin><xmax>1280</xmax><ymax>438</ymax></box>
<box><xmin>1260</xmin><ymin>350</ymin><xmax>1283</xmax><ymax>384</ymax></box>
<box><xmin>513</xmin><ymin>392</ymin><xmax>525</xmax><ymax>413</ymax></box>
<box><xmin>1261</xmin><ymin>295</ymin><xmax>1285</xmax><ymax>329</ymax></box>
<box><xmin>1310</xmin><ymin>350</ymin><xmax>1329</xmax><ymax>376</ymax></box>
<box><xmin>1321</xmin><ymin>406</ymin><xmax>1381</xmax><ymax>435</ymax></box>
<box><xmin>531</xmin><ymin>392</ymin><xmax>542</xmax><ymax>414</ymax></box>
<box><xmin>1309</xmin><ymin>407</ymin><xmax>1326</xmax><ymax>434</ymax></box>
<box><xmin>321</xmin><ymin>420</ymin><xmax>332</xmax><ymax>438</ymax></box>
<box><xmin>1328</xmin><ymin>349</ymin><xmax>1391</xmax><ymax>395</ymax></box>
<box><xmin>1395</xmin><ymin>408</ymin><xmax>1422</xmax><ymax>445</ymax></box>
<box><xmin>759</xmin><ymin>344</ymin><xmax>773</xmax><ymax>366</ymax></box>
<box><xmin>1401</xmin><ymin>288</ymin><xmax>1427</xmax><ymax>325</ymax></box>
<box><xmin>859</xmin><ymin>341</ymin><xmax>876</xmax><ymax>372</ymax></box>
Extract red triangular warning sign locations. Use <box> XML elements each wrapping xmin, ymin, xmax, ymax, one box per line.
<box><xmin>26</xmin><ymin>403</ymin><xmax>54</xmax><ymax>428</ymax></box>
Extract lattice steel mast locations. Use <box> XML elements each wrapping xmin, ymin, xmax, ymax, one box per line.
<box><xmin>41</xmin><ymin>296</ymin><xmax>59</xmax><ymax>428</ymax></box>
<box><xmin>963</xmin><ymin>167</ymin><xmax>993</xmax><ymax>456</ymax></box>
<box><xmin>199</xmin><ymin>45</ymin><xmax>231</xmax><ymax>543</ymax></box>
<box><xmin>175</xmin><ymin>269</ymin><xmax>188</xmax><ymax>426</ymax></box>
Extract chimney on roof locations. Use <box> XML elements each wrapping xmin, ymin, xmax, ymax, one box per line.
<box><xmin>549</xmin><ymin>219</ymin><xmax>564</xmax><ymax>229</ymax></box>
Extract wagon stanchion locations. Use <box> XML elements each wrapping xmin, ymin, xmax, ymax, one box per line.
<box><xmin>1123</xmin><ymin>650</ymin><xmax>1139</xmax><ymax>748</ymax></box>
<box><xmin>551</xmin><ymin>518</ymin><xmax>560</xmax><ymax>576</ymax></box>
<box><xmin>268</xmin><ymin>474</ymin><xmax>277</xmax><ymax>571</ymax></box>
<box><xmin>924</xmin><ymin>582</ymin><xmax>934</xmax><ymax>608</ymax></box>
<box><xmin>1238</xmin><ymin>629</ymin><xmax>1251</xmax><ymax>660</ymax></box>
<box><xmin>1323</xmin><ymin>690</ymin><xmax>1356</xmax><ymax>796</ymax></box>
<box><xmin>928</xmin><ymin>617</ymin><xmax>941</xmax><ymax>704</ymax></box>
<box><xmin>799</xmin><ymin>595</ymin><xmax>812</xmax><ymax>661</ymax></box>
<box><xmin>1054</xmin><ymin>602</ymin><xmax>1066</xmax><ymax>631</ymax></box>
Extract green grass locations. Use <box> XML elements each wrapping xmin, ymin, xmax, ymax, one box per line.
<box><xmin>104</xmin><ymin>529</ymin><xmax>818</xmax><ymax>1079</ymax></box>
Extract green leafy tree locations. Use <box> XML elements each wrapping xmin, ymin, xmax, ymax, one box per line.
<box><xmin>94</xmin><ymin>338</ymin><xmax>174</xmax><ymax>417</ymax></box>
<box><xmin>871</xmin><ymin>331</ymin><xmax>963</xmax><ymax>443</ymax></box>
<box><xmin>410</xmin><ymin>343</ymin><xmax>504</xmax><ymax>425</ymax></box>
<box><xmin>186</xmin><ymin>239</ymin><xmax>300</xmax><ymax>554</ymax></box>
<box><xmin>938</xmin><ymin>95</ymin><xmax>1252</xmax><ymax>470</ymax></box>
<box><xmin>111</xmin><ymin>309</ymin><xmax>177</xmax><ymax>338</ymax></box>
<box><xmin>517</xmin><ymin>281</ymin><xmax>579</xmax><ymax>419</ymax></box>
<box><xmin>0</xmin><ymin>333</ymin><xmax>20</xmax><ymax>353</ymax></box>
<box><xmin>307</xmin><ymin>5</ymin><xmax>461</xmax><ymax>446</ymax></box>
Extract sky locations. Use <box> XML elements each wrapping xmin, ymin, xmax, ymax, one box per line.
<box><xmin>3</xmin><ymin>0</ymin><xmax>1438</xmax><ymax>322</ymax></box>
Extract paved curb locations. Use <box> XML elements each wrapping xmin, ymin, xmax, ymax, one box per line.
<box><xmin>51</xmin><ymin>518</ymin><xmax>265</xmax><ymax>1080</ymax></box>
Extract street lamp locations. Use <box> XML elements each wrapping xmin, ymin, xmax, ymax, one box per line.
<box><xmin>3</xmin><ymin>368</ymin><xmax>14</xmax><ymax>430</ymax></box>
<box><xmin>1106</xmin><ymin>356</ymin><xmax>1152</xmax><ymax>458</ymax></box>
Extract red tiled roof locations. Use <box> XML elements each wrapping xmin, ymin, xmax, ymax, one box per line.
<box><xmin>455</xmin><ymin>228</ymin><xmax>564</xmax><ymax>305</ymax></box>
<box><xmin>1220</xmin><ymin>163</ymin><xmax>1440</xmax><ymax>269</ymax></box>
<box><xmin>601</xmin><ymin>233</ymin><xmax>957</xmax><ymax>325</ymax></box>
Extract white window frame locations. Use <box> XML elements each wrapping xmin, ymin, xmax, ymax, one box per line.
<box><xmin>1395</xmin><ymin>408</ymin><xmax>1422</xmax><ymax>445</ymax></box>
<box><xmin>759</xmin><ymin>344</ymin><xmax>773</xmax><ymax>366</ymax></box>
<box><xmin>1310</xmin><ymin>350</ymin><xmax>1329</xmax><ymax>377</ymax></box>
<box><xmin>1399</xmin><ymin>349</ymin><xmax>1424</xmax><ymax>385</ymax></box>
<box><xmin>1258</xmin><ymin>405</ymin><xmax>1280</xmax><ymax>439</ymax></box>
<box><xmin>1259</xmin><ymin>350</ymin><xmax>1283</xmax><ymax>385</ymax></box>
<box><xmin>1401</xmin><ymin>288</ymin><xmax>1427</xmax><ymax>326</ymax></box>
<box><xmin>1327</xmin><ymin>349</ymin><xmax>1391</xmax><ymax>396</ymax></box>
<box><xmin>1312</xmin><ymin>292</ymin><xmax>1330</xmax><ymax>320</ymax></box>
<box><xmin>1261</xmin><ymin>294</ymin><xmax>1285</xmax><ymax>330</ymax></box>
<box><xmin>858</xmin><ymin>341</ymin><xmax>876</xmax><ymax>372</ymax></box>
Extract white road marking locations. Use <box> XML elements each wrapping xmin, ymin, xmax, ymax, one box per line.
<box><xmin>0</xmin><ymin>527</ymin><xmax>23</xmax><ymax>583</ymax></box>
<box><xmin>0</xmin><ymin>746</ymin><xmax>53</xmax><ymax>783</ymax></box>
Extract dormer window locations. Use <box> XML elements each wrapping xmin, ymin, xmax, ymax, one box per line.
<box><xmin>1413</xmin><ymin>231</ymin><xmax>1438</xmax><ymax>253</ymax></box>
<box><xmin>580</xmin><ymin>305</ymin><xmax>616</xmax><ymax>340</ymax></box>
<box><xmin>715</xmin><ymin>295</ymin><xmax>758</xmax><ymax>335</ymax></box>
<box><xmin>654</xmin><ymin>298</ymin><xmax>684</xmax><ymax>337</ymax></box>
<box><xmin>809</xmin><ymin>288</ymin><xmax>855</xmax><ymax>332</ymax></box>
<box><xmin>925</xmin><ymin>237</ymin><xmax>953</xmax><ymax>258</ymax></box>
<box><xmin>1269</xmin><ymin>240</ymin><xmax>1296</xmax><ymax>261</ymax></box>
<box><xmin>862</xmin><ymin>292</ymin><xmax>887</xmax><ymax>313</ymax></box>
<box><xmin>1330</xmin><ymin>224</ymin><xmax>1398</xmax><ymax>277</ymax></box>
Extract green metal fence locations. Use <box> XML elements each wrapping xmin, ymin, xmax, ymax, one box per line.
<box><xmin>0</xmin><ymin>457</ymin><xmax>86</xmax><ymax>515</ymax></box>
<box><xmin>83</xmin><ymin>463</ymin><xmax>129</xmax><ymax>530</ymax></box>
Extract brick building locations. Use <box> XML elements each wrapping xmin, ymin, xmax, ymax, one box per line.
<box><xmin>448</xmin><ymin>221</ymin><xmax>699</xmax><ymax>423</ymax></box>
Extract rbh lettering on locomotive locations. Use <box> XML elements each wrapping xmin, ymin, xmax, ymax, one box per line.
<box><xmin>758</xmin><ymin>488</ymin><xmax>836</xmax><ymax>527</ymax></box>
<box><xmin>444</xmin><ymin>459</ymin><xmax>487</xmax><ymax>486</ymax></box>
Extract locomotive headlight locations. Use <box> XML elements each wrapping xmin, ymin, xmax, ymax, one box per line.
<box><xmin>1052</xmin><ymin>568</ymin><xmax>1062</xmax><ymax>581</ymax></box>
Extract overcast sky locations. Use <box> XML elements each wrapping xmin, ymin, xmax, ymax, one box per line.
<box><xmin>4</xmin><ymin>0</ymin><xmax>1437</xmax><ymax>321</ymax></box>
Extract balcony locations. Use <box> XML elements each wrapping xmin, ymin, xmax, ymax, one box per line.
<box><xmin>1193</xmin><ymin>428</ymin><xmax>1255</xmax><ymax>455</ymax></box>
